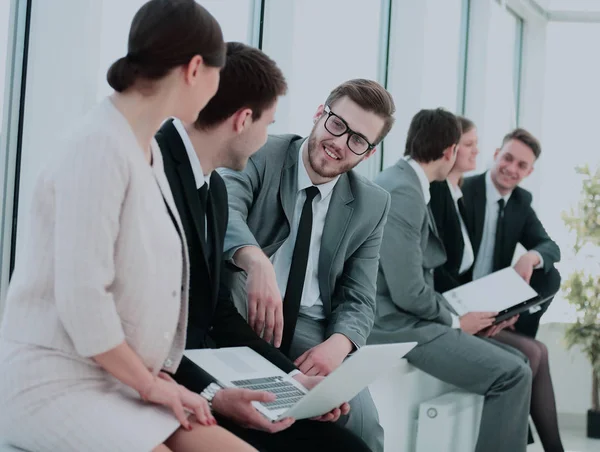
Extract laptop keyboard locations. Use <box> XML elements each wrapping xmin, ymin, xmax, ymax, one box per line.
<box><xmin>231</xmin><ymin>376</ymin><xmax>306</xmax><ymax>410</ymax></box>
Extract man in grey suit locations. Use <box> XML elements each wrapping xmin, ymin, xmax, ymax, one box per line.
<box><xmin>369</xmin><ymin>108</ymin><xmax>533</xmax><ymax>452</ymax></box>
<box><xmin>220</xmin><ymin>79</ymin><xmax>395</xmax><ymax>451</ymax></box>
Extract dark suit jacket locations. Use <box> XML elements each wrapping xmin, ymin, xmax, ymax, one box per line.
<box><xmin>429</xmin><ymin>181</ymin><xmax>470</xmax><ymax>292</ymax></box>
<box><xmin>461</xmin><ymin>172</ymin><xmax>560</xmax><ymax>280</ymax></box>
<box><xmin>156</xmin><ymin>120</ymin><xmax>296</xmax><ymax>393</ymax></box>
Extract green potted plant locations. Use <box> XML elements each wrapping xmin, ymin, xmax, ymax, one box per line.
<box><xmin>562</xmin><ymin>164</ymin><xmax>600</xmax><ymax>439</ymax></box>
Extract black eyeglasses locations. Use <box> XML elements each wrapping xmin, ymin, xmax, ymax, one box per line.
<box><xmin>322</xmin><ymin>106</ymin><xmax>376</xmax><ymax>155</ymax></box>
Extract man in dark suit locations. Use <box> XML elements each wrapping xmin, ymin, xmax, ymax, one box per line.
<box><xmin>221</xmin><ymin>79</ymin><xmax>395</xmax><ymax>451</ymax></box>
<box><xmin>461</xmin><ymin>128</ymin><xmax>561</xmax><ymax>338</ymax></box>
<box><xmin>156</xmin><ymin>42</ymin><xmax>369</xmax><ymax>452</ymax></box>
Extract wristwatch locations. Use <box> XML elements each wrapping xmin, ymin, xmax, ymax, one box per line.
<box><xmin>200</xmin><ymin>382</ymin><xmax>222</xmax><ymax>408</ymax></box>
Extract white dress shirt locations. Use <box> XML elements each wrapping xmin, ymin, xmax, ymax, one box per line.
<box><xmin>173</xmin><ymin>119</ymin><xmax>211</xmax><ymax>189</ymax></box>
<box><xmin>271</xmin><ymin>140</ymin><xmax>340</xmax><ymax>320</ymax></box>
<box><xmin>472</xmin><ymin>172</ymin><xmax>514</xmax><ymax>280</ymax></box>
<box><xmin>472</xmin><ymin>172</ymin><xmax>543</xmax><ymax>281</ymax></box>
<box><xmin>447</xmin><ymin>180</ymin><xmax>475</xmax><ymax>274</ymax></box>
<box><xmin>172</xmin><ymin>119</ymin><xmax>211</xmax><ymax>240</ymax></box>
<box><xmin>404</xmin><ymin>157</ymin><xmax>460</xmax><ymax>328</ymax></box>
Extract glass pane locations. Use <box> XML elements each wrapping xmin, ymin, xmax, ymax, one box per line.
<box><xmin>96</xmin><ymin>0</ymin><xmax>255</xmax><ymax>100</ymax></box>
<box><xmin>261</xmin><ymin>0</ymin><xmax>385</xmax><ymax>178</ymax></box>
<box><xmin>382</xmin><ymin>0</ymin><xmax>466</xmax><ymax>168</ymax></box>
<box><xmin>0</xmin><ymin>0</ymin><xmax>12</xmax><ymax>128</ymax></box>
<box><xmin>475</xmin><ymin>4</ymin><xmax>521</xmax><ymax>171</ymax></box>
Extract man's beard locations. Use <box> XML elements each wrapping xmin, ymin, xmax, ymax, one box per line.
<box><xmin>307</xmin><ymin>130</ymin><xmax>359</xmax><ymax>179</ymax></box>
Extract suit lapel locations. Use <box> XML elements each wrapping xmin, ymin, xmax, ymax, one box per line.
<box><xmin>151</xmin><ymin>143</ymin><xmax>186</xmax><ymax>245</ymax></box>
<box><xmin>161</xmin><ymin>121</ymin><xmax>212</xmax><ymax>270</ymax></box>
<box><xmin>470</xmin><ymin>174</ymin><xmax>487</xmax><ymax>258</ymax></box>
<box><xmin>319</xmin><ymin>174</ymin><xmax>353</xmax><ymax>314</ymax></box>
<box><xmin>206</xmin><ymin>174</ymin><xmax>222</xmax><ymax>296</ymax></box>
<box><xmin>279</xmin><ymin>139</ymin><xmax>303</xmax><ymax>226</ymax></box>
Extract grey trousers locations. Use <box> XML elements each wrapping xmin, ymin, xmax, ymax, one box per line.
<box><xmin>289</xmin><ymin>315</ymin><xmax>384</xmax><ymax>452</ymax></box>
<box><xmin>406</xmin><ymin>328</ymin><xmax>533</xmax><ymax>452</ymax></box>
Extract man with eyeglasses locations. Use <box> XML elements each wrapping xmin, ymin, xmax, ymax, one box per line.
<box><xmin>219</xmin><ymin>79</ymin><xmax>396</xmax><ymax>451</ymax></box>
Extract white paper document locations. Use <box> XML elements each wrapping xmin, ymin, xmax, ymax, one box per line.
<box><xmin>442</xmin><ymin>267</ymin><xmax>538</xmax><ymax>316</ymax></box>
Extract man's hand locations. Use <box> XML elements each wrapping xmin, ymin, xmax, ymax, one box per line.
<box><xmin>513</xmin><ymin>252</ymin><xmax>540</xmax><ymax>284</ymax></box>
<box><xmin>234</xmin><ymin>246</ymin><xmax>283</xmax><ymax>347</ymax></box>
<box><xmin>477</xmin><ymin>315</ymin><xmax>519</xmax><ymax>338</ymax></box>
<box><xmin>459</xmin><ymin>311</ymin><xmax>497</xmax><ymax>335</ymax></box>
<box><xmin>212</xmin><ymin>388</ymin><xmax>294</xmax><ymax>433</ymax></box>
<box><xmin>294</xmin><ymin>334</ymin><xmax>353</xmax><ymax>376</ymax></box>
<box><xmin>292</xmin><ymin>373</ymin><xmax>351</xmax><ymax>422</ymax></box>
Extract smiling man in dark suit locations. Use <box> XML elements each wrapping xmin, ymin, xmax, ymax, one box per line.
<box><xmin>156</xmin><ymin>42</ymin><xmax>370</xmax><ymax>452</ymax></box>
<box><xmin>461</xmin><ymin>128</ymin><xmax>561</xmax><ymax>338</ymax></box>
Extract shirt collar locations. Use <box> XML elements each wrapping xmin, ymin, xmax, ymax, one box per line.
<box><xmin>446</xmin><ymin>179</ymin><xmax>463</xmax><ymax>202</ymax></box>
<box><xmin>173</xmin><ymin>118</ymin><xmax>211</xmax><ymax>189</ymax></box>
<box><xmin>403</xmin><ymin>156</ymin><xmax>431</xmax><ymax>204</ymax></box>
<box><xmin>485</xmin><ymin>170</ymin><xmax>511</xmax><ymax>205</ymax></box>
<box><xmin>297</xmin><ymin>139</ymin><xmax>339</xmax><ymax>200</ymax></box>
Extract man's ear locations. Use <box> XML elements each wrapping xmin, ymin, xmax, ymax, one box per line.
<box><xmin>313</xmin><ymin>104</ymin><xmax>326</xmax><ymax>124</ymax></box>
<box><xmin>493</xmin><ymin>147</ymin><xmax>501</xmax><ymax>160</ymax></box>
<box><xmin>442</xmin><ymin>144</ymin><xmax>456</xmax><ymax>161</ymax></box>
<box><xmin>363</xmin><ymin>147</ymin><xmax>377</xmax><ymax>161</ymax></box>
<box><xmin>233</xmin><ymin>108</ymin><xmax>253</xmax><ymax>133</ymax></box>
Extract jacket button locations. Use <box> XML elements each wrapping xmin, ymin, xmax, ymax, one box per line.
<box><xmin>164</xmin><ymin>359</ymin><xmax>173</xmax><ymax>368</ymax></box>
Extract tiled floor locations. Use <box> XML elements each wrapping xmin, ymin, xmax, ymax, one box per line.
<box><xmin>527</xmin><ymin>428</ymin><xmax>600</xmax><ymax>452</ymax></box>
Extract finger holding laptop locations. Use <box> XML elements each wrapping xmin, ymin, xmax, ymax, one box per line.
<box><xmin>212</xmin><ymin>387</ymin><xmax>295</xmax><ymax>433</ymax></box>
<box><xmin>211</xmin><ymin>378</ymin><xmax>351</xmax><ymax>430</ymax></box>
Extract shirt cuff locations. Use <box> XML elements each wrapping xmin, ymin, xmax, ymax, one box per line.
<box><xmin>288</xmin><ymin>369</ymin><xmax>302</xmax><ymax>378</ymax></box>
<box><xmin>451</xmin><ymin>314</ymin><xmax>461</xmax><ymax>329</ymax></box>
<box><xmin>531</xmin><ymin>251</ymin><xmax>544</xmax><ymax>270</ymax></box>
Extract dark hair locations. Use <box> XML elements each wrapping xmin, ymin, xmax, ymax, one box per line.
<box><xmin>325</xmin><ymin>79</ymin><xmax>396</xmax><ymax>145</ymax></box>
<box><xmin>458</xmin><ymin>116</ymin><xmax>476</xmax><ymax>135</ymax></box>
<box><xmin>195</xmin><ymin>42</ymin><xmax>287</xmax><ymax>129</ymax></box>
<box><xmin>107</xmin><ymin>0</ymin><xmax>225</xmax><ymax>92</ymax></box>
<box><xmin>404</xmin><ymin>108</ymin><xmax>461</xmax><ymax>163</ymax></box>
<box><xmin>501</xmin><ymin>127</ymin><xmax>541</xmax><ymax>159</ymax></box>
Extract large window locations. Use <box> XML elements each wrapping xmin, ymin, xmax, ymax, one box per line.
<box><xmin>0</xmin><ymin>1</ymin><xmax>11</xmax><ymax>129</ymax></box>
<box><xmin>261</xmin><ymin>0</ymin><xmax>388</xmax><ymax>179</ymax></box>
<box><xmin>538</xmin><ymin>22</ymin><xmax>600</xmax><ymax>322</ymax></box>
<box><xmin>467</xmin><ymin>2</ymin><xmax>523</xmax><ymax>172</ymax></box>
<box><xmin>1</xmin><ymin>0</ymin><xmax>28</xmax><ymax>309</ymax></box>
<box><xmin>96</xmin><ymin>0</ymin><xmax>258</xmax><ymax>99</ymax></box>
<box><xmin>382</xmin><ymin>0</ymin><xmax>468</xmax><ymax>169</ymax></box>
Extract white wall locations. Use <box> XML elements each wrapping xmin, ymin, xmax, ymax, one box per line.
<box><xmin>383</xmin><ymin>0</ymin><xmax>466</xmax><ymax>169</ymax></box>
<box><xmin>261</xmin><ymin>0</ymin><xmax>386</xmax><ymax>179</ymax></box>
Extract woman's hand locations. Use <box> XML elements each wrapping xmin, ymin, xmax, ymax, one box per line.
<box><xmin>140</xmin><ymin>371</ymin><xmax>217</xmax><ymax>429</ymax></box>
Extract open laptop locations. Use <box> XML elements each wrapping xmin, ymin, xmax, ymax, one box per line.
<box><xmin>443</xmin><ymin>267</ymin><xmax>555</xmax><ymax>324</ymax></box>
<box><xmin>184</xmin><ymin>342</ymin><xmax>416</xmax><ymax>421</ymax></box>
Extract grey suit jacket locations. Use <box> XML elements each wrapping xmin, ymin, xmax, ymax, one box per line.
<box><xmin>220</xmin><ymin>134</ymin><xmax>391</xmax><ymax>347</ymax></box>
<box><xmin>368</xmin><ymin>159</ymin><xmax>457</xmax><ymax>346</ymax></box>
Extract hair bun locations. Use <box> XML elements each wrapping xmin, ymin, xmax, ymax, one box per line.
<box><xmin>106</xmin><ymin>56</ymin><xmax>138</xmax><ymax>92</ymax></box>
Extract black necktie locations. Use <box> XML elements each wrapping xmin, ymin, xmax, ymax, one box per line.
<box><xmin>280</xmin><ymin>186</ymin><xmax>320</xmax><ymax>354</ymax></box>
<box><xmin>493</xmin><ymin>198</ymin><xmax>506</xmax><ymax>271</ymax></box>
<box><xmin>198</xmin><ymin>184</ymin><xmax>212</xmax><ymax>258</ymax></box>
